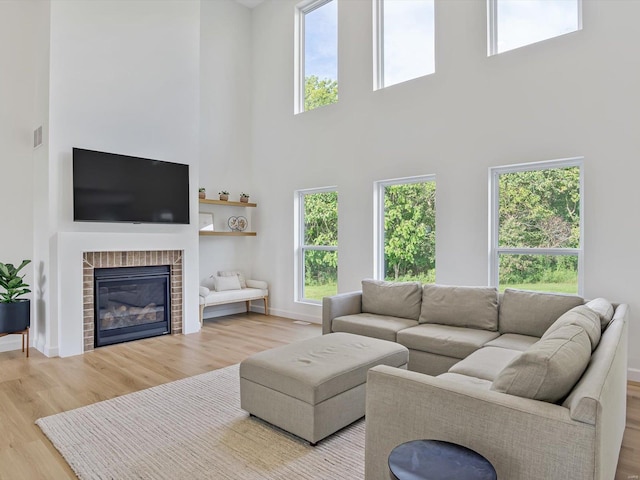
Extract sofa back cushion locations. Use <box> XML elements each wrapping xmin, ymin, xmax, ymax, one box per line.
<box><xmin>419</xmin><ymin>284</ymin><xmax>499</xmax><ymax>331</ymax></box>
<box><xmin>498</xmin><ymin>289</ymin><xmax>584</xmax><ymax>337</ymax></box>
<box><xmin>362</xmin><ymin>279</ymin><xmax>422</xmax><ymax>320</ymax></box>
<box><xmin>491</xmin><ymin>324</ymin><xmax>591</xmax><ymax>403</ymax></box>
<box><xmin>543</xmin><ymin>305</ymin><xmax>601</xmax><ymax>351</ymax></box>
<box><xmin>585</xmin><ymin>297</ymin><xmax>615</xmax><ymax>330</ymax></box>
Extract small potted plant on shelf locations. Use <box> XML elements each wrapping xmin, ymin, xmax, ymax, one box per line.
<box><xmin>0</xmin><ymin>259</ymin><xmax>31</xmax><ymax>334</ymax></box>
<box><xmin>219</xmin><ymin>190</ymin><xmax>229</xmax><ymax>201</ymax></box>
<box><xmin>198</xmin><ymin>187</ymin><xmax>206</xmax><ymax>199</ymax></box>
<box><xmin>240</xmin><ymin>192</ymin><xmax>250</xmax><ymax>203</ymax></box>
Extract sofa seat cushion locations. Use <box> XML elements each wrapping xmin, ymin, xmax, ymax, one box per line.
<box><xmin>199</xmin><ymin>287</ymin><xmax>268</xmax><ymax>305</ymax></box>
<box><xmin>484</xmin><ymin>333</ymin><xmax>539</xmax><ymax>352</ymax></box>
<box><xmin>449</xmin><ymin>346</ymin><xmax>522</xmax><ymax>381</ymax></box>
<box><xmin>499</xmin><ymin>288</ymin><xmax>584</xmax><ymax>337</ymax></box>
<box><xmin>419</xmin><ymin>284</ymin><xmax>499</xmax><ymax>331</ymax></box>
<box><xmin>397</xmin><ymin>324</ymin><xmax>500</xmax><ymax>359</ymax></box>
<box><xmin>332</xmin><ymin>313</ymin><xmax>418</xmax><ymax>342</ymax></box>
<box><xmin>436</xmin><ymin>372</ymin><xmax>493</xmax><ymax>390</ymax></box>
<box><xmin>543</xmin><ymin>305</ymin><xmax>601</xmax><ymax>351</ymax></box>
<box><xmin>362</xmin><ymin>279</ymin><xmax>422</xmax><ymax>320</ymax></box>
<box><xmin>491</xmin><ymin>324</ymin><xmax>591</xmax><ymax>403</ymax></box>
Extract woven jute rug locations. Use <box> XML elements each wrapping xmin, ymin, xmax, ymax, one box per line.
<box><xmin>36</xmin><ymin>364</ymin><xmax>365</xmax><ymax>479</ymax></box>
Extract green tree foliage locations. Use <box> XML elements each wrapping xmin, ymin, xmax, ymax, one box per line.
<box><xmin>300</xmin><ymin>168</ymin><xmax>579</xmax><ymax>293</ymax></box>
<box><xmin>384</xmin><ymin>183</ymin><xmax>436</xmax><ymax>281</ymax></box>
<box><xmin>499</xmin><ymin>167</ymin><xmax>580</xmax><ymax>285</ymax></box>
<box><xmin>304</xmin><ymin>192</ymin><xmax>338</xmax><ymax>287</ymax></box>
<box><xmin>305</xmin><ymin>75</ymin><xmax>338</xmax><ymax>112</ymax></box>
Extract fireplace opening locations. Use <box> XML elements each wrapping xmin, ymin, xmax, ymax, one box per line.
<box><xmin>94</xmin><ymin>265</ymin><xmax>171</xmax><ymax>347</ymax></box>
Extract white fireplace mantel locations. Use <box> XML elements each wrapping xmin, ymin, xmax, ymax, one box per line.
<box><xmin>48</xmin><ymin>231</ymin><xmax>199</xmax><ymax>357</ymax></box>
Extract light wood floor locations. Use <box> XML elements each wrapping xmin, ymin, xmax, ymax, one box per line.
<box><xmin>0</xmin><ymin>314</ymin><xmax>638</xmax><ymax>479</ymax></box>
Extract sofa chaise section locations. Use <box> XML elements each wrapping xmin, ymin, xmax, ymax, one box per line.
<box><xmin>365</xmin><ymin>304</ymin><xmax>628</xmax><ymax>480</ymax></box>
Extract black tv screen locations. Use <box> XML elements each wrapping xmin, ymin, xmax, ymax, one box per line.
<box><xmin>73</xmin><ymin>148</ymin><xmax>190</xmax><ymax>224</ymax></box>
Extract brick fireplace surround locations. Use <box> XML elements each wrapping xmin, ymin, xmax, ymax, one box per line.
<box><xmin>82</xmin><ymin>250</ymin><xmax>183</xmax><ymax>353</ymax></box>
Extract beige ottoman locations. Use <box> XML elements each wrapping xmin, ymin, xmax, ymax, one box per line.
<box><xmin>239</xmin><ymin>332</ymin><xmax>408</xmax><ymax>444</ymax></box>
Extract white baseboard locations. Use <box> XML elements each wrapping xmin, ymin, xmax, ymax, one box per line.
<box><xmin>265</xmin><ymin>307</ymin><xmax>321</xmax><ymax>325</ymax></box>
<box><xmin>628</xmin><ymin>368</ymin><xmax>640</xmax><ymax>383</ymax></box>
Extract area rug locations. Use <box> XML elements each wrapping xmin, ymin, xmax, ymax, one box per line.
<box><xmin>36</xmin><ymin>364</ymin><xmax>365</xmax><ymax>479</ymax></box>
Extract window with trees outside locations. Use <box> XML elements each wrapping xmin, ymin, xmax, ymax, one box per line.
<box><xmin>488</xmin><ymin>0</ymin><xmax>581</xmax><ymax>55</ymax></box>
<box><xmin>375</xmin><ymin>176</ymin><xmax>436</xmax><ymax>283</ymax></box>
<box><xmin>295</xmin><ymin>188</ymin><xmax>338</xmax><ymax>303</ymax></box>
<box><xmin>374</xmin><ymin>0</ymin><xmax>435</xmax><ymax>89</ymax></box>
<box><xmin>489</xmin><ymin>159</ymin><xmax>583</xmax><ymax>295</ymax></box>
<box><xmin>295</xmin><ymin>0</ymin><xmax>338</xmax><ymax>113</ymax></box>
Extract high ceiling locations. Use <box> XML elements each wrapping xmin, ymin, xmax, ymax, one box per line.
<box><xmin>235</xmin><ymin>0</ymin><xmax>264</xmax><ymax>8</ymax></box>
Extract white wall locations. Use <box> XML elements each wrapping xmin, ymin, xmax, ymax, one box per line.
<box><xmin>250</xmin><ymin>0</ymin><xmax>640</xmax><ymax>377</ymax></box>
<box><xmin>0</xmin><ymin>1</ymin><xmax>47</xmax><ymax>353</ymax></box>
<box><xmin>45</xmin><ymin>0</ymin><xmax>201</xmax><ymax>355</ymax></box>
<box><xmin>199</xmin><ymin>0</ymin><xmax>256</xmax><ymax>318</ymax></box>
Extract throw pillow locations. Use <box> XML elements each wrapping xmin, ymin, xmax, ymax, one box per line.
<box><xmin>419</xmin><ymin>284</ymin><xmax>499</xmax><ymax>331</ymax></box>
<box><xmin>542</xmin><ymin>305</ymin><xmax>601</xmax><ymax>351</ymax></box>
<box><xmin>213</xmin><ymin>275</ymin><xmax>242</xmax><ymax>292</ymax></box>
<box><xmin>361</xmin><ymin>279</ymin><xmax>422</xmax><ymax>320</ymax></box>
<box><xmin>218</xmin><ymin>270</ymin><xmax>247</xmax><ymax>288</ymax></box>
<box><xmin>199</xmin><ymin>286</ymin><xmax>211</xmax><ymax>297</ymax></box>
<box><xmin>498</xmin><ymin>289</ymin><xmax>584</xmax><ymax>337</ymax></box>
<box><xmin>585</xmin><ymin>297</ymin><xmax>615</xmax><ymax>331</ymax></box>
<box><xmin>491</xmin><ymin>324</ymin><xmax>591</xmax><ymax>403</ymax></box>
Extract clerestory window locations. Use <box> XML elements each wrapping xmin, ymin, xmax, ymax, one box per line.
<box><xmin>295</xmin><ymin>0</ymin><xmax>338</xmax><ymax>113</ymax></box>
<box><xmin>374</xmin><ymin>0</ymin><xmax>435</xmax><ymax>89</ymax></box>
<box><xmin>488</xmin><ymin>0</ymin><xmax>582</xmax><ymax>55</ymax></box>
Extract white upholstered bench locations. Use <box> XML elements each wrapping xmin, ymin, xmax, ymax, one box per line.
<box><xmin>239</xmin><ymin>332</ymin><xmax>408</xmax><ymax>444</ymax></box>
<box><xmin>199</xmin><ymin>271</ymin><xmax>268</xmax><ymax>324</ymax></box>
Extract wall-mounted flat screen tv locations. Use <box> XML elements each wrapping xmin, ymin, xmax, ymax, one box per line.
<box><xmin>73</xmin><ymin>148</ymin><xmax>190</xmax><ymax>224</ymax></box>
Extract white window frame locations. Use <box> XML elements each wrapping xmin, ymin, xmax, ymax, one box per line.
<box><xmin>374</xmin><ymin>174</ymin><xmax>436</xmax><ymax>281</ymax></box>
<box><xmin>372</xmin><ymin>0</ymin><xmax>385</xmax><ymax>90</ymax></box>
<box><xmin>294</xmin><ymin>186</ymin><xmax>338</xmax><ymax>304</ymax></box>
<box><xmin>294</xmin><ymin>0</ymin><xmax>336</xmax><ymax>114</ymax></box>
<box><xmin>488</xmin><ymin>157</ymin><xmax>584</xmax><ymax>294</ymax></box>
<box><xmin>373</xmin><ymin>0</ymin><xmax>435</xmax><ymax>90</ymax></box>
<box><xmin>487</xmin><ymin>0</ymin><xmax>583</xmax><ymax>56</ymax></box>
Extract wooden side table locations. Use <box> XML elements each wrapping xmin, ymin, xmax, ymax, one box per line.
<box><xmin>0</xmin><ymin>327</ymin><xmax>30</xmax><ymax>357</ymax></box>
<box><xmin>389</xmin><ymin>439</ymin><xmax>497</xmax><ymax>480</ymax></box>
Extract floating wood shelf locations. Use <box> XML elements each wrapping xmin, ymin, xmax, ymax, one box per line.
<box><xmin>199</xmin><ymin>199</ymin><xmax>257</xmax><ymax>207</ymax></box>
<box><xmin>199</xmin><ymin>231</ymin><xmax>257</xmax><ymax>237</ymax></box>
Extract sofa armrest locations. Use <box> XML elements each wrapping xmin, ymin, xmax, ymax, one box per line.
<box><xmin>246</xmin><ymin>279</ymin><xmax>268</xmax><ymax>290</ymax></box>
<box><xmin>365</xmin><ymin>365</ymin><xmax>597</xmax><ymax>480</ymax></box>
<box><xmin>322</xmin><ymin>291</ymin><xmax>362</xmax><ymax>335</ymax></box>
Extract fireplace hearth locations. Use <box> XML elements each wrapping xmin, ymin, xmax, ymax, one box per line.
<box><xmin>94</xmin><ymin>265</ymin><xmax>171</xmax><ymax>347</ymax></box>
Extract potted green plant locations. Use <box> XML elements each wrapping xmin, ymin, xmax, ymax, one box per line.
<box><xmin>198</xmin><ymin>187</ymin><xmax>206</xmax><ymax>199</ymax></box>
<box><xmin>240</xmin><ymin>192</ymin><xmax>250</xmax><ymax>203</ymax></box>
<box><xmin>0</xmin><ymin>259</ymin><xmax>31</xmax><ymax>333</ymax></box>
<box><xmin>219</xmin><ymin>190</ymin><xmax>229</xmax><ymax>201</ymax></box>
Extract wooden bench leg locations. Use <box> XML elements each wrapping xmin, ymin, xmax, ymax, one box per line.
<box><xmin>246</xmin><ymin>300</ymin><xmax>250</xmax><ymax>313</ymax></box>
<box><xmin>263</xmin><ymin>297</ymin><xmax>269</xmax><ymax>316</ymax></box>
<box><xmin>199</xmin><ymin>304</ymin><xmax>204</xmax><ymax>326</ymax></box>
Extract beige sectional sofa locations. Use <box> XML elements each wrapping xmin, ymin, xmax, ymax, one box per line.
<box><xmin>322</xmin><ymin>280</ymin><xmax>629</xmax><ymax>480</ymax></box>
